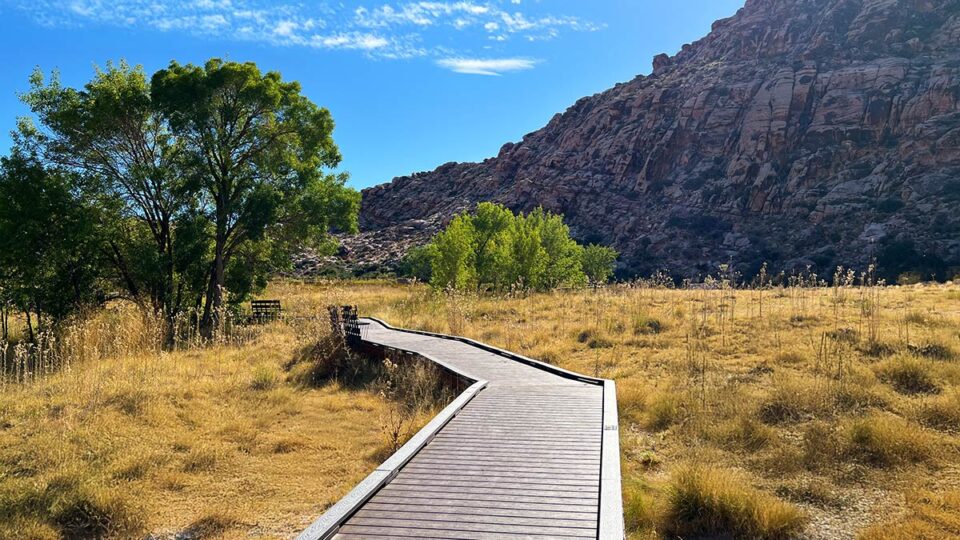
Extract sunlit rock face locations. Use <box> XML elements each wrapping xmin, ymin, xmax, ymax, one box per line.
<box><xmin>346</xmin><ymin>0</ymin><xmax>960</xmax><ymax>278</ymax></box>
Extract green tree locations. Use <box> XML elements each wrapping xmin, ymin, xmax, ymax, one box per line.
<box><xmin>528</xmin><ymin>208</ymin><xmax>586</xmax><ymax>289</ymax></box>
<box><xmin>399</xmin><ymin>244</ymin><xmax>437</xmax><ymax>283</ymax></box>
<box><xmin>503</xmin><ymin>213</ymin><xmax>548</xmax><ymax>289</ymax></box>
<box><xmin>430</xmin><ymin>215</ymin><xmax>476</xmax><ymax>290</ymax></box>
<box><xmin>150</xmin><ymin>58</ymin><xmax>351</xmax><ymax>333</ymax></box>
<box><xmin>582</xmin><ymin>244</ymin><xmax>619</xmax><ymax>285</ymax></box>
<box><xmin>18</xmin><ymin>61</ymin><xmax>190</xmax><ymax>337</ymax></box>
<box><xmin>471</xmin><ymin>202</ymin><xmax>514</xmax><ymax>288</ymax></box>
<box><xmin>16</xmin><ymin>58</ymin><xmax>359</xmax><ymax>339</ymax></box>
<box><xmin>0</xmin><ymin>154</ymin><xmax>103</xmax><ymax>338</ymax></box>
<box><xmin>423</xmin><ymin>203</ymin><xmax>616</xmax><ymax>292</ymax></box>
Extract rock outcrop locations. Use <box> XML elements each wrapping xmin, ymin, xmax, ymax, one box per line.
<box><xmin>345</xmin><ymin>0</ymin><xmax>960</xmax><ymax>278</ymax></box>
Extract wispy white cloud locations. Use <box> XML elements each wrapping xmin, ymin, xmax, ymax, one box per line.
<box><xmin>15</xmin><ymin>1</ymin><xmax>600</xmax><ymax>72</ymax></box>
<box><xmin>355</xmin><ymin>2</ymin><xmax>491</xmax><ymax>28</ymax></box>
<box><xmin>314</xmin><ymin>32</ymin><xmax>390</xmax><ymax>51</ymax></box>
<box><xmin>436</xmin><ymin>57</ymin><xmax>536</xmax><ymax>76</ymax></box>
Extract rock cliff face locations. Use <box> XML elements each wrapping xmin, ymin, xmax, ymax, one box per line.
<box><xmin>349</xmin><ymin>0</ymin><xmax>960</xmax><ymax>278</ymax></box>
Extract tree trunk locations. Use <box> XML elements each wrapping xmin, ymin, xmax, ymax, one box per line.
<box><xmin>200</xmin><ymin>225</ymin><xmax>227</xmax><ymax>338</ymax></box>
<box><xmin>25</xmin><ymin>309</ymin><xmax>35</xmax><ymax>343</ymax></box>
<box><xmin>160</xmin><ymin>219</ymin><xmax>177</xmax><ymax>348</ymax></box>
<box><xmin>1</xmin><ymin>302</ymin><xmax>8</xmax><ymax>342</ymax></box>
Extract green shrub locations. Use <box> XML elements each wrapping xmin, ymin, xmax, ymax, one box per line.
<box><xmin>425</xmin><ymin>202</ymin><xmax>616</xmax><ymax>291</ymax></box>
<box><xmin>582</xmin><ymin>244</ymin><xmax>619</xmax><ymax>284</ymax></box>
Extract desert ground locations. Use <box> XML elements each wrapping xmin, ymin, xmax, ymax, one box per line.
<box><xmin>3</xmin><ymin>278</ymin><xmax>960</xmax><ymax>539</ymax></box>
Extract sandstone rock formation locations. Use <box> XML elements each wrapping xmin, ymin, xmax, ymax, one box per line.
<box><xmin>342</xmin><ymin>0</ymin><xmax>960</xmax><ymax>279</ymax></box>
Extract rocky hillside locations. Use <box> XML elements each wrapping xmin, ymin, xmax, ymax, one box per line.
<box><xmin>338</xmin><ymin>0</ymin><xmax>960</xmax><ymax>279</ymax></box>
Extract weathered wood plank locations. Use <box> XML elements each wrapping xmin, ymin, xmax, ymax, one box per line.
<box><xmin>402</xmin><ymin>464</ymin><xmax>600</xmax><ymax>478</ymax></box>
<box><xmin>337</xmin><ymin>524</ymin><xmax>589</xmax><ymax>539</ymax></box>
<box><xmin>343</xmin><ymin>517</ymin><xmax>597</xmax><ymax>537</ymax></box>
<box><xmin>372</xmin><ymin>490</ymin><xmax>599</xmax><ymax>508</ymax></box>
<box><xmin>362</xmin><ymin>501</ymin><xmax>598</xmax><ymax>520</ymax></box>
<box><xmin>391</xmin><ymin>474</ymin><xmax>600</xmax><ymax>488</ymax></box>
<box><xmin>353</xmin><ymin>508</ymin><xmax>596</xmax><ymax>528</ymax></box>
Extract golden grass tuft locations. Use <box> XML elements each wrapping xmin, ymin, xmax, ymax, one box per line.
<box><xmin>844</xmin><ymin>413</ymin><xmax>938</xmax><ymax>467</ymax></box>
<box><xmin>182</xmin><ymin>511</ymin><xmax>243</xmax><ymax>538</ymax></box>
<box><xmin>908</xmin><ymin>340</ymin><xmax>957</xmax><ymax>361</ymax></box>
<box><xmin>642</xmin><ymin>390</ymin><xmax>688</xmax><ymax>431</ymax></box>
<box><xmin>250</xmin><ymin>364</ymin><xmax>281</xmax><ymax>391</ymax></box>
<box><xmin>915</xmin><ymin>391</ymin><xmax>960</xmax><ymax>432</ymax></box>
<box><xmin>773</xmin><ymin>350</ymin><xmax>806</xmax><ymax>365</ymax></box>
<box><xmin>708</xmin><ymin>415</ymin><xmax>774</xmax><ymax>452</ymax></box>
<box><xmin>661</xmin><ymin>465</ymin><xmax>807</xmax><ymax>539</ymax></box>
<box><xmin>622</xmin><ymin>477</ymin><xmax>657</xmax><ymax>535</ymax></box>
<box><xmin>858</xmin><ymin>490</ymin><xmax>960</xmax><ymax>539</ymax></box>
<box><xmin>0</xmin><ymin>470</ymin><xmax>144</xmax><ymax>540</ymax></box>
<box><xmin>757</xmin><ymin>375</ymin><xmax>827</xmax><ymax>424</ymax></box>
<box><xmin>876</xmin><ymin>356</ymin><xmax>940</xmax><ymax>394</ymax></box>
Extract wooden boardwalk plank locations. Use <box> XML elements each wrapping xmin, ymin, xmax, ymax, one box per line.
<box><xmin>341</xmin><ymin>517</ymin><xmax>597</xmax><ymax>537</ymax></box>
<box><xmin>311</xmin><ymin>318</ymin><xmax>619</xmax><ymax>540</ymax></box>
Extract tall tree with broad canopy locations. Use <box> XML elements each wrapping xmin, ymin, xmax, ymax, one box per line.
<box><xmin>151</xmin><ymin>59</ymin><xmax>356</xmax><ymax>333</ymax></box>
<box><xmin>17</xmin><ymin>61</ymin><xmax>188</xmax><ymax>341</ymax></box>
<box><xmin>14</xmin><ymin>58</ymin><xmax>359</xmax><ymax>339</ymax></box>
<box><xmin>527</xmin><ymin>207</ymin><xmax>586</xmax><ymax>289</ymax></box>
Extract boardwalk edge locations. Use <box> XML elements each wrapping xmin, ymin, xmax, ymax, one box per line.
<box><xmin>296</xmin><ymin>338</ymin><xmax>487</xmax><ymax>540</ymax></box>
<box><xmin>297</xmin><ymin>317</ymin><xmax>626</xmax><ymax>540</ymax></box>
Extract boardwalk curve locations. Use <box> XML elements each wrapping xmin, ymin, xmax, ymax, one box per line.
<box><xmin>298</xmin><ymin>317</ymin><xmax>624</xmax><ymax>540</ymax></box>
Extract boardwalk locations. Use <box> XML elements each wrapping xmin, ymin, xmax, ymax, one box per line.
<box><xmin>299</xmin><ymin>318</ymin><xmax>623</xmax><ymax>540</ymax></box>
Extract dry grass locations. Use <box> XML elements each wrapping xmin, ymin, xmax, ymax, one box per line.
<box><xmin>4</xmin><ymin>278</ymin><xmax>959</xmax><ymax>538</ymax></box>
<box><xmin>843</xmin><ymin>413</ymin><xmax>938</xmax><ymax>467</ymax></box>
<box><xmin>858</xmin><ymin>489</ymin><xmax>960</xmax><ymax>539</ymax></box>
<box><xmin>0</xmin><ymin>299</ymin><xmax>442</xmax><ymax>538</ymax></box>
<box><xmin>660</xmin><ymin>464</ymin><xmax>807</xmax><ymax>539</ymax></box>
<box><xmin>264</xmin><ymin>278</ymin><xmax>960</xmax><ymax>539</ymax></box>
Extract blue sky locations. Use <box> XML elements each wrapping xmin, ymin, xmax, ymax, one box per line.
<box><xmin>0</xmin><ymin>0</ymin><xmax>744</xmax><ymax>189</ymax></box>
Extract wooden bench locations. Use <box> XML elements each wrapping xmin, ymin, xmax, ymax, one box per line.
<box><xmin>251</xmin><ymin>300</ymin><xmax>282</xmax><ymax>323</ymax></box>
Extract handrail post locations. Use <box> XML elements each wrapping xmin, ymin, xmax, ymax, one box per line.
<box><xmin>327</xmin><ymin>305</ymin><xmax>362</xmax><ymax>346</ymax></box>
